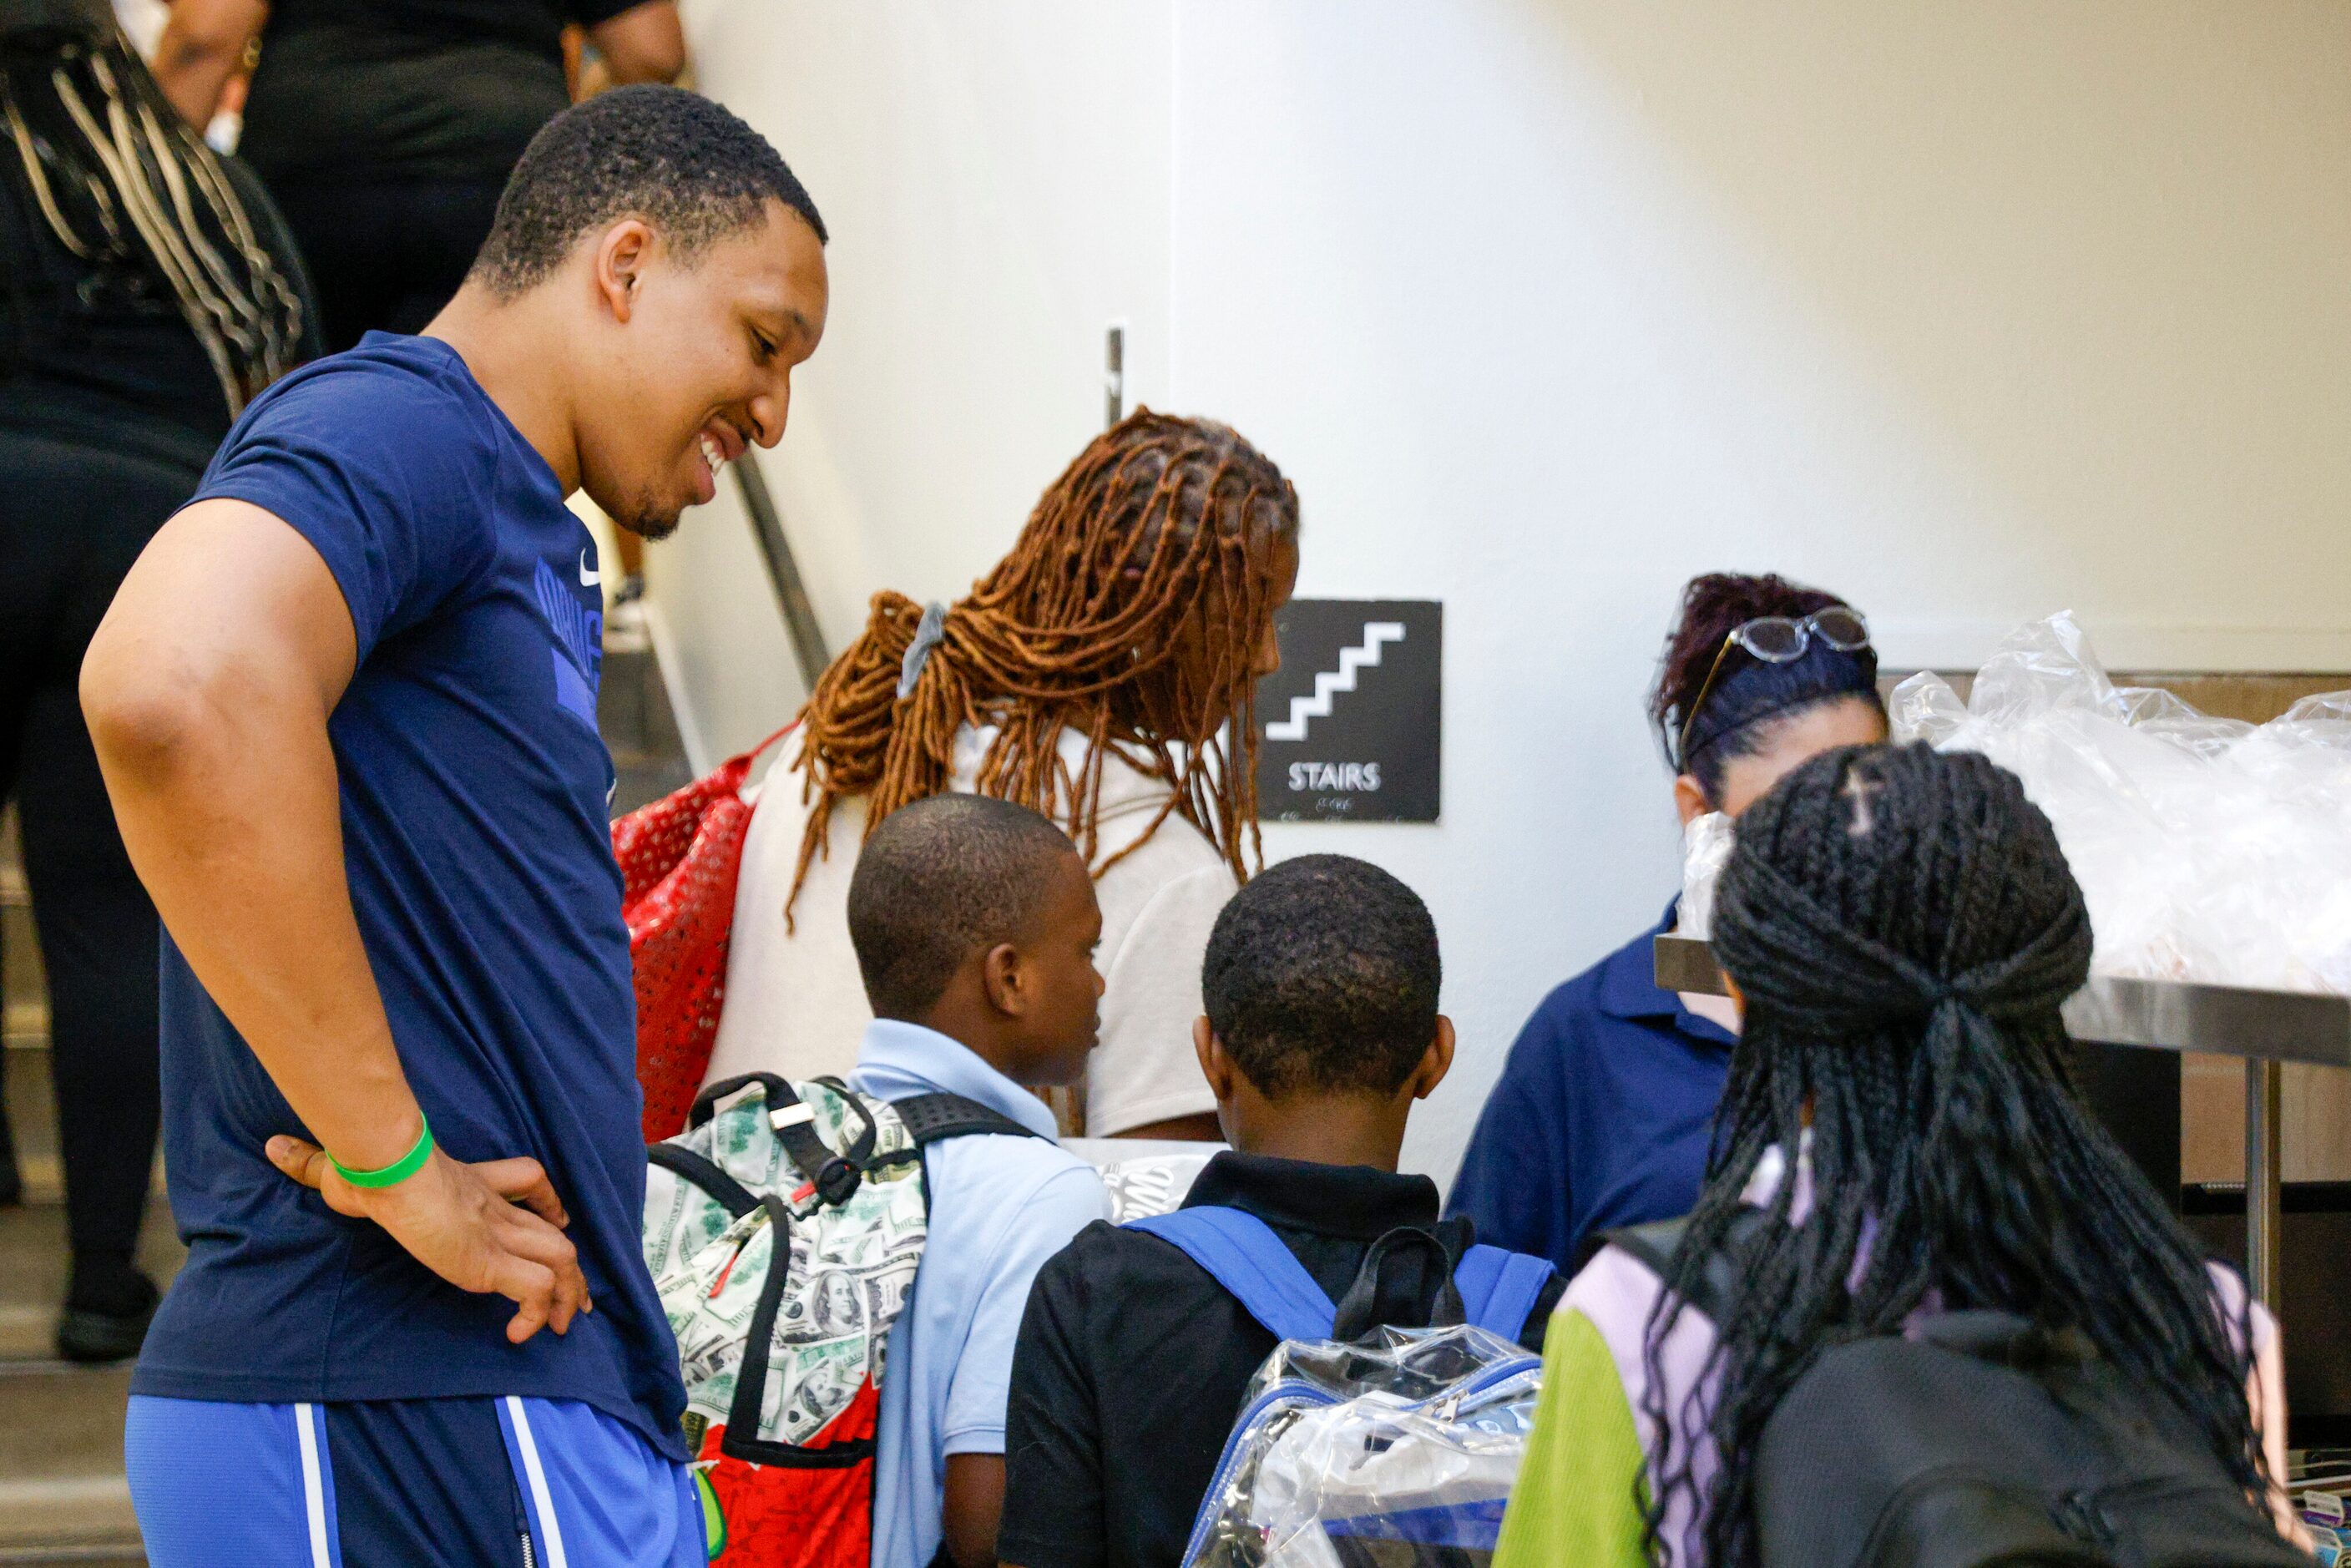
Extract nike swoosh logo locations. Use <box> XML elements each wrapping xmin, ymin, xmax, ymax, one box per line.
<box><xmin>579</xmin><ymin>549</ymin><xmax>601</xmax><ymax>588</ymax></box>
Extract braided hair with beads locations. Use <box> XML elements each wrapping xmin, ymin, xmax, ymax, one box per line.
<box><xmin>784</xmin><ymin>407</ymin><xmax>1298</xmax><ymax>921</ymax></box>
<box><xmin>1642</xmin><ymin>742</ymin><xmax>2264</xmax><ymax>1568</ymax></box>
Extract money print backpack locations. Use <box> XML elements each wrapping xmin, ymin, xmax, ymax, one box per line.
<box><xmin>643</xmin><ymin>1071</ymin><xmax>1042</xmax><ymax>1567</ymax></box>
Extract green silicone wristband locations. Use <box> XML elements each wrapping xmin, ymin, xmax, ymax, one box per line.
<box><xmin>330</xmin><ymin>1115</ymin><xmax>432</xmax><ymax>1189</ymax></box>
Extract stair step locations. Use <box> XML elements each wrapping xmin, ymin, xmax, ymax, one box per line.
<box><xmin>6</xmin><ymin>1044</ymin><xmax>59</xmax><ymax>1205</ymax></box>
<box><xmin>599</xmin><ymin>644</ymin><xmax>695</xmax><ymax>816</ymax></box>
<box><xmin>6</xmin><ymin>1044</ymin><xmax>169</xmax><ymax>1211</ymax></box>
<box><xmin>3</xmin><ymin>901</ymin><xmax>42</xmax><ymax>1037</ymax></box>
<box><xmin>597</xmin><ymin>646</ymin><xmax>680</xmax><ymax>759</ymax></box>
<box><xmin>1</xmin><ymin>818</ymin><xmax>140</xmax><ymax>1566</ymax></box>
<box><xmin>0</xmin><ymin>1365</ymin><xmax>140</xmax><ymax>1553</ymax></box>
<box><xmin>0</xmin><ymin>1546</ymin><xmax>144</xmax><ymax>1567</ymax></box>
<box><xmin>0</xmin><ymin>1305</ymin><xmax>50</xmax><ymax>1363</ymax></box>
<box><xmin>0</xmin><ymin>1474</ymin><xmax>141</xmax><ymax>1553</ymax></box>
<box><xmin>0</xmin><ymin>1202</ymin><xmax>184</xmax><ymax>1364</ymax></box>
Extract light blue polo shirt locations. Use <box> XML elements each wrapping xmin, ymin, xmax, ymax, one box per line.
<box><xmin>849</xmin><ymin>1019</ymin><xmax>1110</xmax><ymax>1568</ymax></box>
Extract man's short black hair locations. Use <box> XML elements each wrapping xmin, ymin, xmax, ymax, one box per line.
<box><xmin>471</xmin><ymin>84</ymin><xmax>827</xmax><ymax>296</ymax></box>
<box><xmin>847</xmin><ymin>795</ymin><xmax>1079</xmax><ymax>1019</ymax></box>
<box><xmin>1201</xmin><ymin>854</ymin><xmax>1440</xmax><ymax>1100</ymax></box>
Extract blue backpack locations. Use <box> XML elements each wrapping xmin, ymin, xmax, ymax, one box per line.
<box><xmin>1125</xmin><ymin>1206</ymin><xmax>1554</xmax><ymax>1346</ymax></box>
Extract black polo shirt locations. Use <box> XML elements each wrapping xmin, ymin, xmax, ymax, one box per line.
<box><xmin>999</xmin><ymin>1151</ymin><xmax>1563</xmax><ymax>1568</ymax></box>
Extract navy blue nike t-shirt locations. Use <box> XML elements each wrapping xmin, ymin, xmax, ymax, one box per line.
<box><xmin>132</xmin><ymin>332</ymin><xmax>687</xmax><ymax>1460</ymax></box>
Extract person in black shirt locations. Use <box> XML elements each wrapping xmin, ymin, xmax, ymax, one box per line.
<box><xmin>999</xmin><ymin>855</ymin><xmax>1563</xmax><ymax>1568</ymax></box>
<box><xmin>0</xmin><ymin>0</ymin><xmax>314</xmax><ymax>1358</ymax></box>
<box><xmin>151</xmin><ymin>0</ymin><xmax>683</xmax><ymax>349</ymax></box>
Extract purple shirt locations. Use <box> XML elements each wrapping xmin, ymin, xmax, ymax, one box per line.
<box><xmin>1562</xmin><ymin>1141</ymin><xmax>2269</xmax><ymax>1567</ymax></box>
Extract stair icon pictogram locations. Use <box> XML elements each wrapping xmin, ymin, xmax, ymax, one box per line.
<box><xmin>1264</xmin><ymin>621</ymin><xmax>1407</xmax><ymax>742</ymax></box>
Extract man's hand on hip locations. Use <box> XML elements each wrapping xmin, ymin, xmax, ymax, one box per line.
<box><xmin>266</xmin><ymin>1135</ymin><xmax>594</xmax><ymax>1344</ymax></box>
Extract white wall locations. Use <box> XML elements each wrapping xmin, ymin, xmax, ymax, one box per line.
<box><xmin>672</xmin><ymin>0</ymin><xmax>2351</xmax><ymax>1181</ymax></box>
<box><xmin>683</xmin><ymin>1</ymin><xmax>1176</xmax><ymax>625</ymax></box>
<box><xmin>635</xmin><ymin>478</ymin><xmax>808</xmax><ymax>768</ymax></box>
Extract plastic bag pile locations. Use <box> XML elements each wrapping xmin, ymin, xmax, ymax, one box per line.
<box><xmin>1183</xmin><ymin>1323</ymin><xmax>1541</xmax><ymax>1568</ymax></box>
<box><xmin>1889</xmin><ymin>613</ymin><xmax>2351</xmax><ymax>997</ymax></box>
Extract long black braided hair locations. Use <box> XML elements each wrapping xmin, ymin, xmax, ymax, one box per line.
<box><xmin>2</xmin><ymin>0</ymin><xmax>305</xmax><ymax>416</ymax></box>
<box><xmin>1641</xmin><ymin>741</ymin><xmax>2263</xmax><ymax>1567</ymax></box>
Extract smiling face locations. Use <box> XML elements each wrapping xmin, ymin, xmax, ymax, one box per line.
<box><xmin>574</xmin><ymin>199</ymin><xmax>829</xmax><ymax>539</ymax></box>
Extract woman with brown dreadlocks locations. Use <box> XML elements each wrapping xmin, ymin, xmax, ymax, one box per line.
<box><xmin>705</xmin><ymin>409</ymin><xmax>1300</xmax><ymax>1139</ymax></box>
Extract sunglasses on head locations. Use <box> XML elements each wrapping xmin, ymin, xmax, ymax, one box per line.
<box><xmin>1676</xmin><ymin>605</ymin><xmax>1872</xmax><ymax>773</ymax></box>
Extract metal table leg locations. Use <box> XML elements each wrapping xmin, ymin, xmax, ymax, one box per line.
<box><xmin>2247</xmin><ymin>1057</ymin><xmax>2283</xmax><ymax>1307</ymax></box>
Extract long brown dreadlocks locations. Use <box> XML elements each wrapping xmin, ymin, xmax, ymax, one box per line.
<box><xmin>786</xmin><ymin>408</ymin><xmax>1300</xmax><ymax>920</ymax></box>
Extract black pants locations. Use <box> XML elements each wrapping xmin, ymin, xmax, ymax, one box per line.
<box><xmin>263</xmin><ymin>175</ymin><xmax>509</xmax><ymax>353</ymax></box>
<box><xmin>0</xmin><ymin>423</ymin><xmax>188</xmax><ymax>1300</ymax></box>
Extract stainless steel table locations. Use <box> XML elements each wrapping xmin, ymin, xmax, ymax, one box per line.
<box><xmin>1653</xmin><ymin>934</ymin><xmax>2351</xmax><ymax>1306</ymax></box>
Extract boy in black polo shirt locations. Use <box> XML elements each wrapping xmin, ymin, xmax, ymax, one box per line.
<box><xmin>997</xmin><ymin>854</ymin><xmax>1563</xmax><ymax>1568</ymax></box>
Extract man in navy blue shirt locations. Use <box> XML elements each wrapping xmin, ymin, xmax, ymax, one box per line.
<box><xmin>83</xmin><ymin>87</ymin><xmax>827</xmax><ymax>1565</ymax></box>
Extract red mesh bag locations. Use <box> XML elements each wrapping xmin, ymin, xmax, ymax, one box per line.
<box><xmin>613</xmin><ymin>726</ymin><xmax>794</xmax><ymax>1141</ymax></box>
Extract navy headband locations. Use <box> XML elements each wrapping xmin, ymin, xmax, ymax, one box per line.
<box><xmin>1680</xmin><ymin>639</ymin><xmax>1878</xmax><ymax>774</ymax></box>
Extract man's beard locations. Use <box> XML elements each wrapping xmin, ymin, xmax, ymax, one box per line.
<box><xmin>613</xmin><ymin>494</ymin><xmax>684</xmax><ymax>542</ymax></box>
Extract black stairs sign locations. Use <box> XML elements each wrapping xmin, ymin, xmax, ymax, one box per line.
<box><xmin>1253</xmin><ymin>599</ymin><xmax>1442</xmax><ymax>822</ymax></box>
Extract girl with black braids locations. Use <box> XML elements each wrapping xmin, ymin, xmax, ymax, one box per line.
<box><xmin>1</xmin><ymin>0</ymin><xmax>312</xmax><ymax>1358</ymax></box>
<box><xmin>707</xmin><ymin>410</ymin><xmax>1300</xmax><ymax>1138</ymax></box>
<box><xmin>1494</xmin><ymin>743</ymin><xmax>2302</xmax><ymax>1567</ymax></box>
<box><xmin>1450</xmin><ymin>573</ymin><xmax>1886</xmax><ymax>1271</ymax></box>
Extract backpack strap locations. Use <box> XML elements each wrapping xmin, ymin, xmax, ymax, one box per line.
<box><xmin>1599</xmin><ymin>1206</ymin><xmax>1776</xmax><ymax>1325</ymax></box>
<box><xmin>1333</xmin><ymin>1226</ymin><xmax>1463</xmax><ymax>1341</ymax></box>
<box><xmin>888</xmin><ymin>1091</ymin><xmax>1048</xmax><ymax>1146</ymax></box>
<box><xmin>690</xmin><ymin>1070</ymin><xmax>796</xmax><ymax>1131</ymax></box>
<box><xmin>695</xmin><ymin>1072</ymin><xmax>877</xmax><ymax>1207</ymax></box>
<box><xmin>1125</xmin><ymin>1207</ymin><xmax>1338</xmax><ymax>1343</ymax></box>
<box><xmin>647</xmin><ymin>1142</ymin><xmax>762</xmax><ymax>1221</ymax></box>
<box><xmin>1453</xmin><ymin>1243</ymin><xmax>1557</xmax><ymax>1339</ymax></box>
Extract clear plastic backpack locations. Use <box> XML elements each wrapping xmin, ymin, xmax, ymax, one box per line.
<box><xmin>1186</xmin><ymin>1323</ymin><xmax>1542</xmax><ymax>1568</ymax></box>
<box><xmin>1126</xmin><ymin>1209</ymin><xmax>1551</xmax><ymax>1568</ymax></box>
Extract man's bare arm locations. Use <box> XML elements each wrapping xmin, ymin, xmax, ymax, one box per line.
<box><xmin>83</xmin><ymin>498</ymin><xmax>589</xmax><ymax>1343</ymax></box>
<box><xmin>150</xmin><ymin>0</ymin><xmax>268</xmax><ymax>129</ymax></box>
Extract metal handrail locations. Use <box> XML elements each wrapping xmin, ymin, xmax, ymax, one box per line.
<box><xmin>730</xmin><ymin>453</ymin><xmax>830</xmax><ymax>693</ymax></box>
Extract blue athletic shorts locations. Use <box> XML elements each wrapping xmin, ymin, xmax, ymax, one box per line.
<box><xmin>126</xmin><ymin>1393</ymin><xmax>705</xmax><ymax>1568</ymax></box>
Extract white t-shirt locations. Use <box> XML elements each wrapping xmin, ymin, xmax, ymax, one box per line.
<box><xmin>704</xmin><ymin>726</ymin><xmax>1238</xmax><ymax>1135</ymax></box>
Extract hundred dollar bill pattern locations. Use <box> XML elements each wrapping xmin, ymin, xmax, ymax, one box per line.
<box><xmin>645</xmin><ymin>1079</ymin><xmax>932</xmax><ymax>1444</ymax></box>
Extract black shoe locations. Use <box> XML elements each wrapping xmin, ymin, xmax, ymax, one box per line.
<box><xmin>56</xmin><ymin>1267</ymin><xmax>159</xmax><ymax>1363</ymax></box>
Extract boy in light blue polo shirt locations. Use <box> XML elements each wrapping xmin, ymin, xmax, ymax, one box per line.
<box><xmin>841</xmin><ymin>795</ymin><xmax>1112</xmax><ymax>1568</ymax></box>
